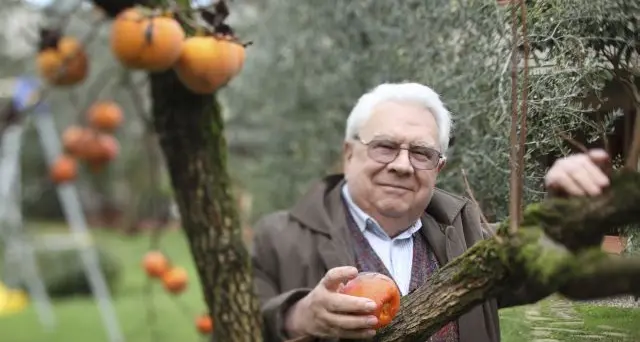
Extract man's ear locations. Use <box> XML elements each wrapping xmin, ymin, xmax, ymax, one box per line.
<box><xmin>343</xmin><ymin>141</ymin><xmax>354</xmax><ymax>163</ymax></box>
<box><xmin>436</xmin><ymin>157</ymin><xmax>447</xmax><ymax>172</ymax></box>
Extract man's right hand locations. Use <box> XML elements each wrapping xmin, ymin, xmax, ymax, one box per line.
<box><xmin>284</xmin><ymin>266</ymin><xmax>380</xmax><ymax>340</ymax></box>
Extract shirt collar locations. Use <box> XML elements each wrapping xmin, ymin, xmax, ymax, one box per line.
<box><xmin>341</xmin><ymin>183</ymin><xmax>422</xmax><ymax>240</ymax></box>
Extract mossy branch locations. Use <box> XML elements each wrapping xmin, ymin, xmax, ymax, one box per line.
<box><xmin>368</xmin><ymin>169</ymin><xmax>640</xmax><ymax>342</ymax></box>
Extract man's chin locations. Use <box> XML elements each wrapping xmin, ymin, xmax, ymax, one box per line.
<box><xmin>376</xmin><ymin>205</ymin><xmax>411</xmax><ymax>219</ymax></box>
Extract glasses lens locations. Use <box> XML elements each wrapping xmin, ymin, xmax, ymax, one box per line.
<box><xmin>368</xmin><ymin>140</ymin><xmax>400</xmax><ymax>163</ymax></box>
<box><xmin>365</xmin><ymin>139</ymin><xmax>441</xmax><ymax>170</ymax></box>
<box><xmin>409</xmin><ymin>146</ymin><xmax>440</xmax><ymax>169</ymax></box>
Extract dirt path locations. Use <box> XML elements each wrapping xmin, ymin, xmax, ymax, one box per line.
<box><xmin>524</xmin><ymin>298</ymin><xmax>630</xmax><ymax>341</ymax></box>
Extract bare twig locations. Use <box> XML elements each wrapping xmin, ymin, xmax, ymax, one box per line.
<box><xmin>143</xmin><ymin>276</ymin><xmax>161</xmax><ymax>342</ymax></box>
<box><xmin>507</xmin><ymin>1</ymin><xmax>521</xmax><ymax>234</ymax></box>
<box><xmin>599</xmin><ymin>113</ymin><xmax>610</xmax><ymax>154</ymax></box>
<box><xmin>555</xmin><ymin>129</ymin><xmax>588</xmax><ymax>153</ymax></box>
<box><xmin>461</xmin><ymin>168</ymin><xmax>503</xmax><ymax>243</ymax></box>
<box><xmin>124</xmin><ymin>73</ymin><xmax>153</xmax><ymax>129</ymax></box>
<box><xmin>515</xmin><ymin>0</ymin><xmax>530</xmax><ymax>226</ymax></box>
<box><xmin>620</xmin><ymin>76</ymin><xmax>640</xmax><ymax>170</ymax></box>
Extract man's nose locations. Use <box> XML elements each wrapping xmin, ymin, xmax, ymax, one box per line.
<box><xmin>387</xmin><ymin>149</ymin><xmax>414</xmax><ymax>175</ymax></box>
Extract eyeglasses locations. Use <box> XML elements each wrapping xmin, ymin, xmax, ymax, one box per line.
<box><xmin>355</xmin><ymin>135</ymin><xmax>443</xmax><ymax>170</ymax></box>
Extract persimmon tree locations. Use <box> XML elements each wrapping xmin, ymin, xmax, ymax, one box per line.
<box><xmin>7</xmin><ymin>0</ymin><xmax>640</xmax><ymax>341</ymax></box>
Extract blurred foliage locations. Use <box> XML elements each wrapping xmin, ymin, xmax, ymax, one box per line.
<box><xmin>1</xmin><ymin>0</ymin><xmax>638</xmax><ymax>228</ymax></box>
<box><xmin>223</xmin><ymin>0</ymin><xmax>640</xmax><ymax>222</ymax></box>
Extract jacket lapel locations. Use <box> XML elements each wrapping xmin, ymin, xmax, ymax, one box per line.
<box><xmin>318</xmin><ymin>180</ymin><xmax>356</xmax><ymax>270</ymax></box>
<box><xmin>289</xmin><ymin>175</ymin><xmax>356</xmax><ymax>271</ymax></box>
<box><xmin>421</xmin><ymin>211</ymin><xmax>491</xmax><ymax>342</ymax></box>
<box><xmin>419</xmin><ymin>213</ymin><xmax>467</xmax><ymax>265</ymax></box>
<box><xmin>420</xmin><ymin>214</ymin><xmax>447</xmax><ymax>265</ymax></box>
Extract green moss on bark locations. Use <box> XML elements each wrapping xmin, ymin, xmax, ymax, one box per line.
<box><xmin>523</xmin><ymin>169</ymin><xmax>640</xmax><ymax>251</ymax></box>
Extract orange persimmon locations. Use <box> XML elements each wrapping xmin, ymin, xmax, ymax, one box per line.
<box><xmin>338</xmin><ymin>272</ymin><xmax>401</xmax><ymax>329</ymax></box>
<box><xmin>50</xmin><ymin>155</ymin><xmax>78</xmax><ymax>184</ymax></box>
<box><xmin>88</xmin><ymin>101</ymin><xmax>123</xmax><ymax>132</ymax></box>
<box><xmin>174</xmin><ymin>35</ymin><xmax>245</xmax><ymax>94</ymax></box>
<box><xmin>161</xmin><ymin>266</ymin><xmax>188</xmax><ymax>294</ymax></box>
<box><xmin>110</xmin><ymin>7</ymin><xmax>185</xmax><ymax>71</ymax></box>
<box><xmin>142</xmin><ymin>251</ymin><xmax>170</xmax><ymax>278</ymax></box>
<box><xmin>36</xmin><ymin>36</ymin><xmax>88</xmax><ymax>86</ymax></box>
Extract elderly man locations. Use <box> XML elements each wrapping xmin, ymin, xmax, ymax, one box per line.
<box><xmin>251</xmin><ymin>82</ymin><xmax>611</xmax><ymax>342</ymax></box>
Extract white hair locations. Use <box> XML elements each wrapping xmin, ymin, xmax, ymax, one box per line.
<box><xmin>344</xmin><ymin>82</ymin><xmax>453</xmax><ymax>156</ymax></box>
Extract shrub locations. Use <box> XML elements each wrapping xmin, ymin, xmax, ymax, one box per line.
<box><xmin>18</xmin><ymin>244</ymin><xmax>122</xmax><ymax>298</ymax></box>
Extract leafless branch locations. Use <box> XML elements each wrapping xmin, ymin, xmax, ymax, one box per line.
<box><xmin>461</xmin><ymin>168</ymin><xmax>503</xmax><ymax>243</ymax></box>
<box><xmin>507</xmin><ymin>1</ymin><xmax>521</xmax><ymax>234</ymax></box>
<box><xmin>515</xmin><ymin>0</ymin><xmax>530</xmax><ymax>230</ymax></box>
<box><xmin>555</xmin><ymin>129</ymin><xmax>588</xmax><ymax>153</ymax></box>
<box><xmin>620</xmin><ymin>75</ymin><xmax>640</xmax><ymax>170</ymax></box>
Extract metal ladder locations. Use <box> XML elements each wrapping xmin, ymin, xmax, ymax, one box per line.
<box><xmin>0</xmin><ymin>76</ymin><xmax>125</xmax><ymax>342</ymax></box>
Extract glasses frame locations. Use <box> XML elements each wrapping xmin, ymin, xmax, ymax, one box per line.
<box><xmin>354</xmin><ymin>134</ymin><xmax>444</xmax><ymax>171</ymax></box>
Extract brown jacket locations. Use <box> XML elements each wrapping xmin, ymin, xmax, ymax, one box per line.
<box><xmin>251</xmin><ymin>174</ymin><xmax>503</xmax><ymax>342</ymax></box>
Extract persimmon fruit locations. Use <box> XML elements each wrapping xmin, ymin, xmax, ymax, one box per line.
<box><xmin>50</xmin><ymin>155</ymin><xmax>78</xmax><ymax>184</ymax></box>
<box><xmin>338</xmin><ymin>272</ymin><xmax>401</xmax><ymax>329</ymax></box>
<box><xmin>110</xmin><ymin>8</ymin><xmax>185</xmax><ymax>71</ymax></box>
<box><xmin>174</xmin><ymin>35</ymin><xmax>246</xmax><ymax>94</ymax></box>
<box><xmin>88</xmin><ymin>101</ymin><xmax>123</xmax><ymax>132</ymax></box>
<box><xmin>224</xmin><ymin>37</ymin><xmax>246</xmax><ymax>77</ymax></box>
<box><xmin>162</xmin><ymin>266</ymin><xmax>188</xmax><ymax>294</ymax></box>
<box><xmin>62</xmin><ymin>125</ymin><xmax>92</xmax><ymax>156</ymax></box>
<box><xmin>80</xmin><ymin>132</ymin><xmax>119</xmax><ymax>163</ymax></box>
<box><xmin>95</xmin><ymin>134</ymin><xmax>119</xmax><ymax>161</ymax></box>
<box><xmin>142</xmin><ymin>251</ymin><xmax>170</xmax><ymax>278</ymax></box>
<box><xmin>195</xmin><ymin>314</ymin><xmax>213</xmax><ymax>335</ymax></box>
<box><xmin>36</xmin><ymin>36</ymin><xmax>88</xmax><ymax>86</ymax></box>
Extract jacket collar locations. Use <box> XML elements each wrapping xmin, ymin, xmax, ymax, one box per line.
<box><xmin>289</xmin><ymin>173</ymin><xmax>468</xmax><ymax>235</ymax></box>
<box><xmin>340</xmin><ymin>182</ymin><xmax>423</xmax><ymax>238</ymax></box>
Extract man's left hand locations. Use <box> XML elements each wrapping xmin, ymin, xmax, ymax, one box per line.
<box><xmin>544</xmin><ymin>148</ymin><xmax>611</xmax><ymax>197</ymax></box>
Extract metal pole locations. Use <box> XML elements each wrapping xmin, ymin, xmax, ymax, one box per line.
<box><xmin>0</xmin><ymin>124</ymin><xmax>56</xmax><ymax>329</ymax></box>
<box><xmin>33</xmin><ymin>110</ymin><xmax>125</xmax><ymax>342</ymax></box>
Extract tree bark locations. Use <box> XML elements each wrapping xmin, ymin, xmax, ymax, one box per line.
<box><xmin>149</xmin><ymin>69</ymin><xmax>262</xmax><ymax>342</ymax></box>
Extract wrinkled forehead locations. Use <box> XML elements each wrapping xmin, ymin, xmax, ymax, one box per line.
<box><xmin>358</xmin><ymin>100</ymin><xmax>440</xmax><ymax>148</ymax></box>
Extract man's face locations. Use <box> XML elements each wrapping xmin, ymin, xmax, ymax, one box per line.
<box><xmin>343</xmin><ymin>100</ymin><xmax>445</xmax><ymax>221</ymax></box>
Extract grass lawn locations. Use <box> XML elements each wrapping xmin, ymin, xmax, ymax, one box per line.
<box><xmin>0</xmin><ymin>223</ymin><xmax>208</xmax><ymax>342</ymax></box>
<box><xmin>574</xmin><ymin>302</ymin><xmax>640</xmax><ymax>336</ymax></box>
<box><xmin>547</xmin><ymin>300</ymin><xmax>640</xmax><ymax>341</ymax></box>
<box><xmin>499</xmin><ymin>306</ymin><xmax>531</xmax><ymax>341</ymax></box>
<box><xmin>0</xmin><ymin>223</ymin><xmax>638</xmax><ymax>341</ymax></box>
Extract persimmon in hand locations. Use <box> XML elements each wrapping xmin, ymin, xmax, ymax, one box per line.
<box><xmin>338</xmin><ymin>272</ymin><xmax>401</xmax><ymax>329</ymax></box>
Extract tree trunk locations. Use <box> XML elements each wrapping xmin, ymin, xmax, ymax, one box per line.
<box><xmin>149</xmin><ymin>69</ymin><xmax>262</xmax><ymax>342</ymax></box>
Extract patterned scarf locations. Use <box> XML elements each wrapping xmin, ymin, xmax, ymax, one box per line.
<box><xmin>344</xmin><ymin>207</ymin><xmax>460</xmax><ymax>342</ymax></box>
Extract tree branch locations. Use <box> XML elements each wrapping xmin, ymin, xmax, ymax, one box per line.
<box><xmin>560</xmin><ymin>254</ymin><xmax>640</xmax><ymax>300</ymax></box>
<box><xmin>367</xmin><ymin>169</ymin><xmax>640</xmax><ymax>342</ymax></box>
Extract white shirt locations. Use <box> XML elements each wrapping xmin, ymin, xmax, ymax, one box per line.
<box><xmin>341</xmin><ymin>184</ymin><xmax>422</xmax><ymax>295</ymax></box>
